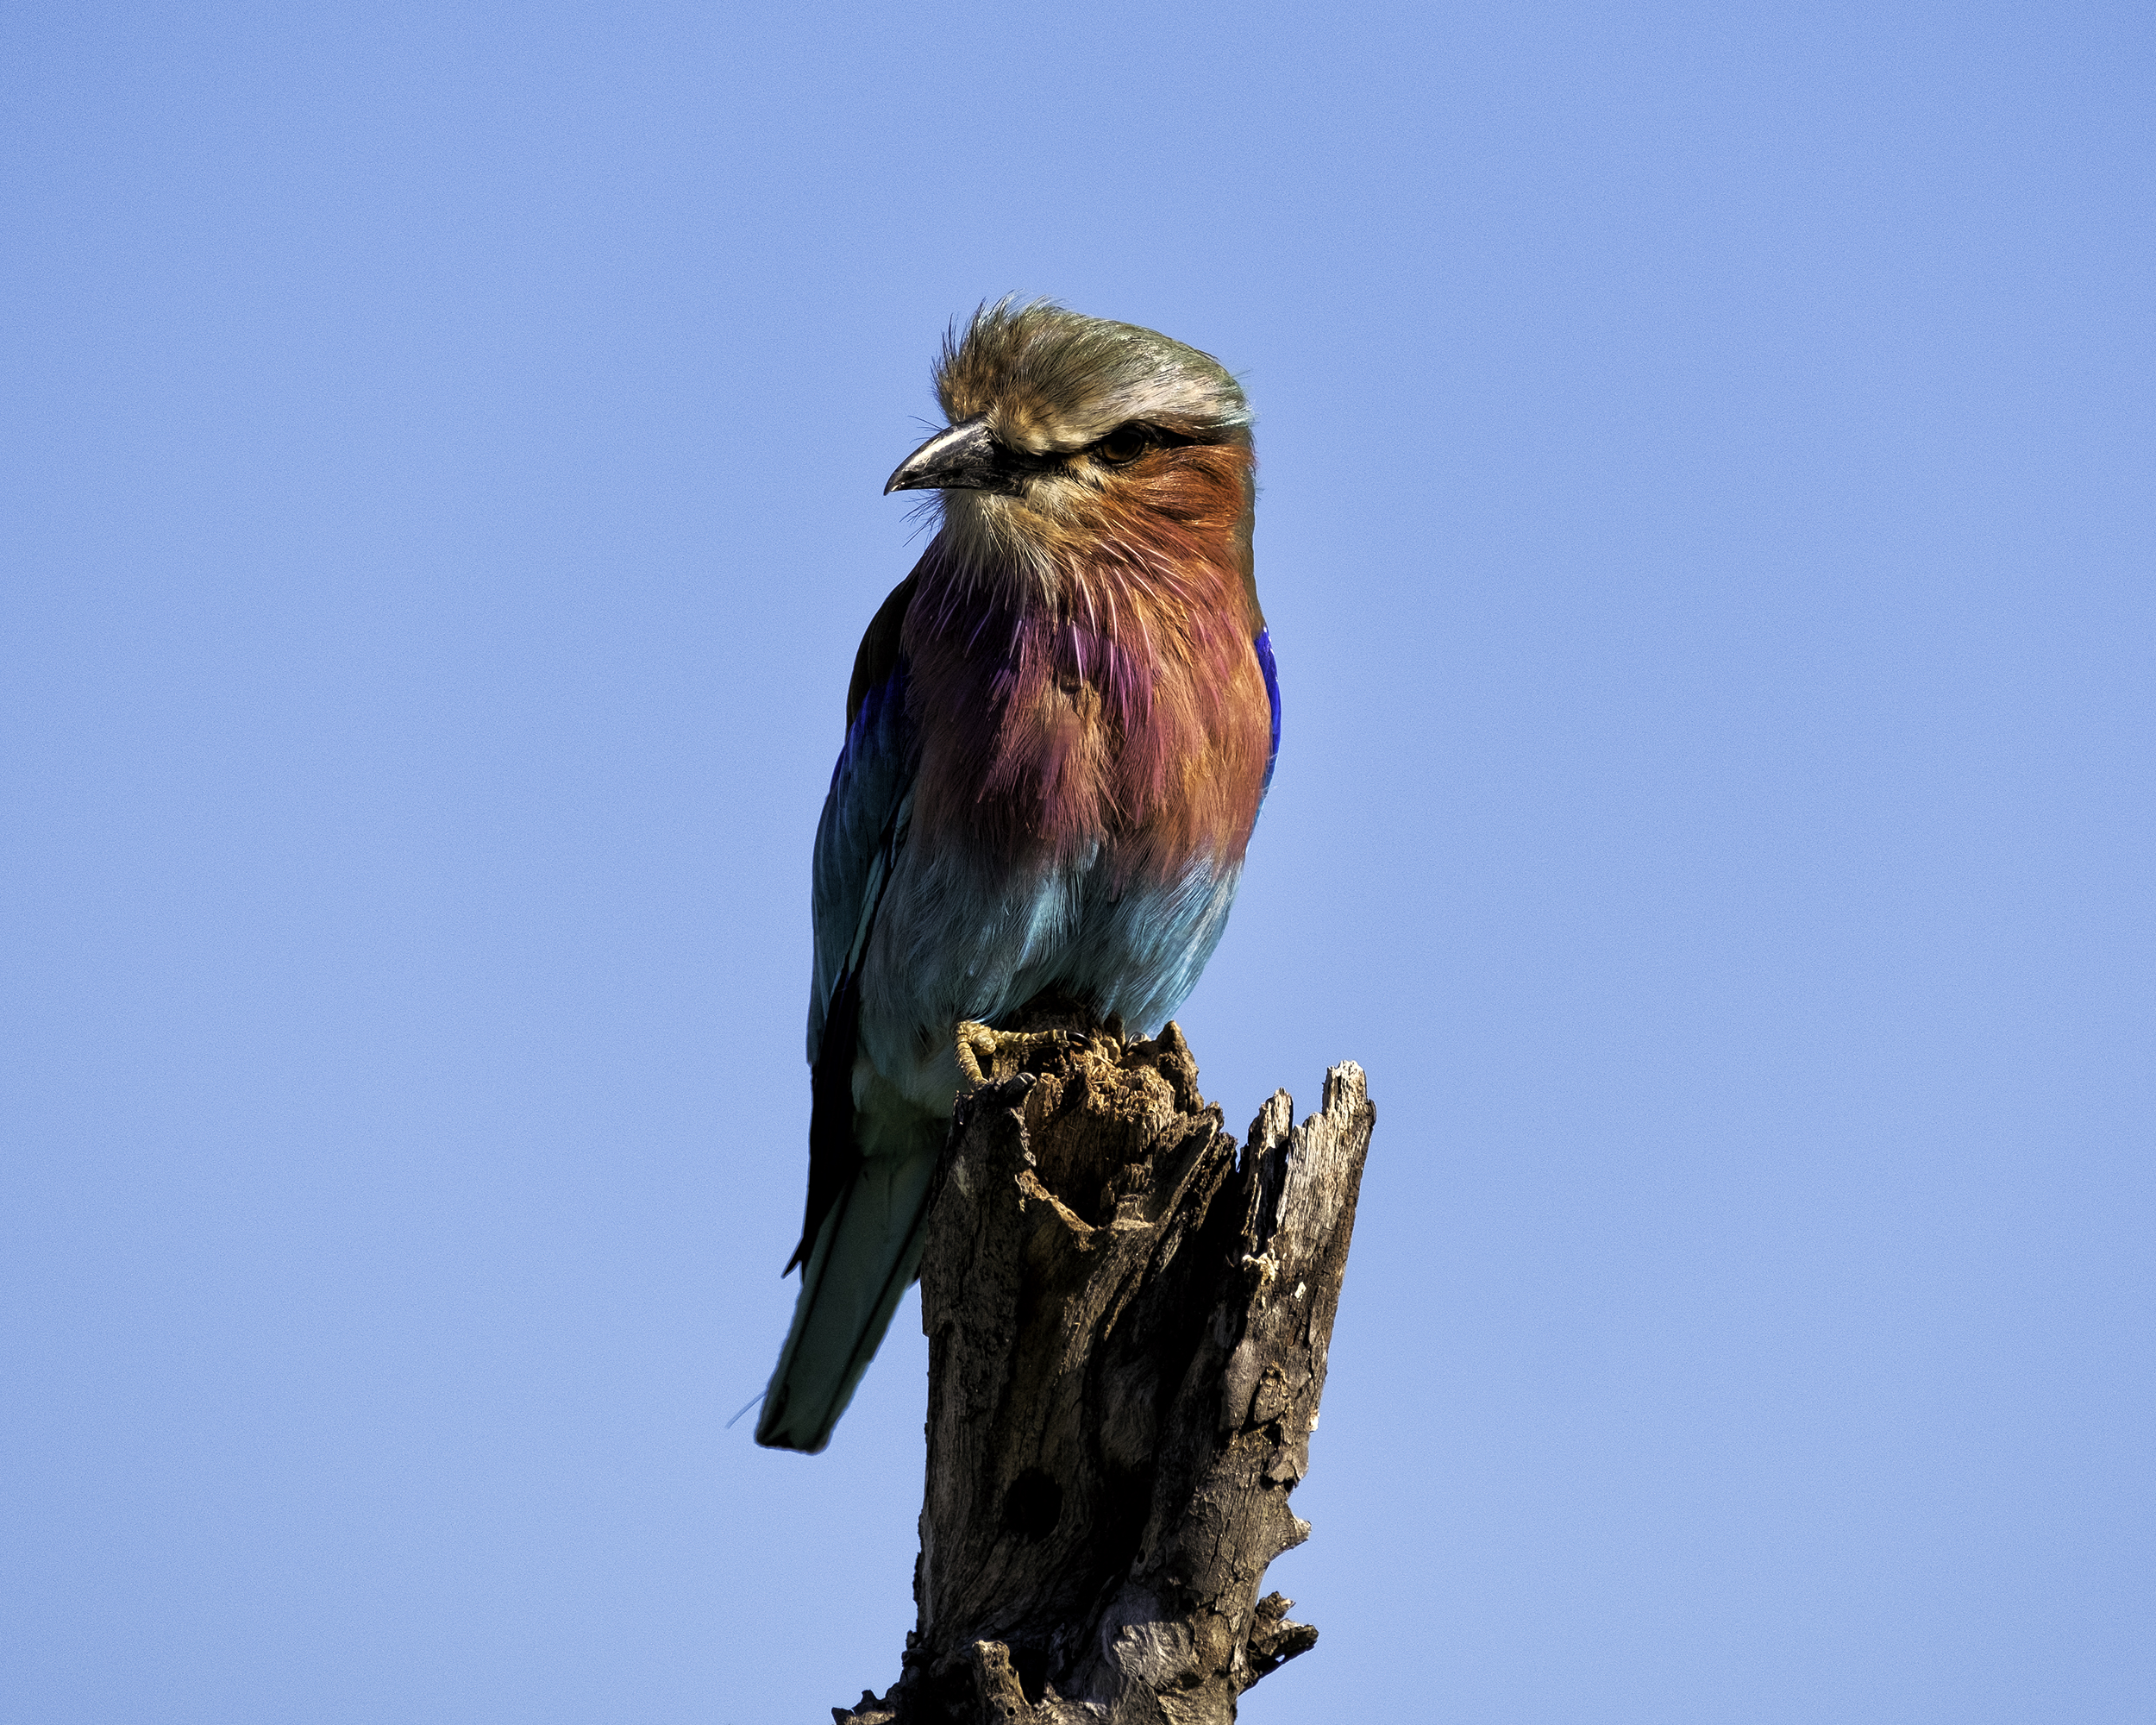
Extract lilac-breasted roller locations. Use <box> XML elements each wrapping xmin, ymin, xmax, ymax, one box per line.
<box><xmin>755</xmin><ymin>302</ymin><xmax>1280</xmax><ymax>1452</ymax></box>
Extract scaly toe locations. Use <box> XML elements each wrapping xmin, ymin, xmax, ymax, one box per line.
<box><xmin>953</xmin><ymin>1022</ymin><xmax>1094</xmax><ymax>1090</ymax></box>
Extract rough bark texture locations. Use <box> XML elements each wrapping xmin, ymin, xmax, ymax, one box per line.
<box><xmin>834</xmin><ymin>1020</ymin><xmax>1374</xmax><ymax>1724</ymax></box>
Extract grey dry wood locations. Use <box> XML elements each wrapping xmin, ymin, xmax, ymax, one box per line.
<box><xmin>832</xmin><ymin>1022</ymin><xmax>1374</xmax><ymax>1724</ymax></box>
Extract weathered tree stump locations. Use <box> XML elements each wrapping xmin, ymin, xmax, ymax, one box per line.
<box><xmin>834</xmin><ymin>1021</ymin><xmax>1375</xmax><ymax>1724</ymax></box>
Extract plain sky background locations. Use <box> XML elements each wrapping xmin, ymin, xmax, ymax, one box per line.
<box><xmin>4</xmin><ymin>3</ymin><xmax>2152</xmax><ymax>1721</ymax></box>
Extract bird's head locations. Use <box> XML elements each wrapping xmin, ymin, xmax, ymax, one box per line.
<box><xmin>886</xmin><ymin>300</ymin><xmax>1254</xmax><ymax>588</ymax></box>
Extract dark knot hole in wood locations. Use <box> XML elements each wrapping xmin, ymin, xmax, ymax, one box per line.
<box><xmin>1003</xmin><ymin>1470</ymin><xmax>1063</xmax><ymax>1543</ymax></box>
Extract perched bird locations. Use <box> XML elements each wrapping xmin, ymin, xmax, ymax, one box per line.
<box><xmin>756</xmin><ymin>302</ymin><xmax>1280</xmax><ymax>1452</ymax></box>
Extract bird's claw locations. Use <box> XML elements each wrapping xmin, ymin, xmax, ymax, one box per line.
<box><xmin>954</xmin><ymin>1021</ymin><xmax>1090</xmax><ymax>1090</ymax></box>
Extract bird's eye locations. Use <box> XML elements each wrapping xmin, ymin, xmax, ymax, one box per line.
<box><xmin>1094</xmin><ymin>424</ymin><xmax>1149</xmax><ymax>466</ymax></box>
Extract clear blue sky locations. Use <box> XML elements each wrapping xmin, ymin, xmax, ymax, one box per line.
<box><xmin>4</xmin><ymin>3</ymin><xmax>2151</xmax><ymax>1720</ymax></box>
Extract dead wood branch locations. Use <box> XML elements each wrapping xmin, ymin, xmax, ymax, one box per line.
<box><xmin>833</xmin><ymin>1023</ymin><xmax>1374</xmax><ymax>1724</ymax></box>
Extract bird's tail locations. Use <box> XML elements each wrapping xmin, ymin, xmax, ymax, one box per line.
<box><xmin>755</xmin><ymin>1120</ymin><xmax>943</xmax><ymax>1453</ymax></box>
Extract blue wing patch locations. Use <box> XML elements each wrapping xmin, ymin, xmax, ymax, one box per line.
<box><xmin>1256</xmin><ymin>626</ymin><xmax>1282</xmax><ymax>799</ymax></box>
<box><xmin>807</xmin><ymin>662</ymin><xmax>916</xmax><ymax>1065</ymax></box>
<box><xmin>791</xmin><ymin>585</ymin><xmax>919</xmax><ymax>1276</ymax></box>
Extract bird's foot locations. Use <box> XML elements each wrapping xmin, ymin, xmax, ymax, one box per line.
<box><xmin>954</xmin><ymin>1020</ymin><xmax>1092</xmax><ymax>1091</ymax></box>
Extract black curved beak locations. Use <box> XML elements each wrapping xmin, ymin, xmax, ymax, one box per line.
<box><xmin>884</xmin><ymin>416</ymin><xmax>1016</xmax><ymax>495</ymax></box>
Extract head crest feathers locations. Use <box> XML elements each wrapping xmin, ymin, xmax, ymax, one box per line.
<box><xmin>934</xmin><ymin>298</ymin><xmax>1251</xmax><ymax>453</ymax></box>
